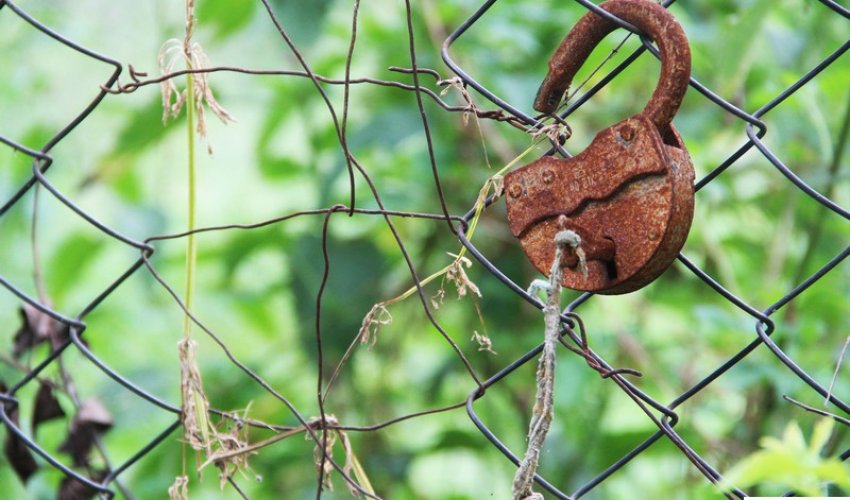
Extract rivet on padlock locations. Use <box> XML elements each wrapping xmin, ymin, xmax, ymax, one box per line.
<box><xmin>505</xmin><ymin>0</ymin><xmax>695</xmax><ymax>295</ymax></box>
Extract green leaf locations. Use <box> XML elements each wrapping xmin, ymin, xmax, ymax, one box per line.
<box><xmin>780</xmin><ymin>420</ymin><xmax>807</xmax><ymax>454</ymax></box>
<box><xmin>814</xmin><ymin>461</ymin><xmax>850</xmax><ymax>491</ymax></box>
<box><xmin>46</xmin><ymin>233</ymin><xmax>106</xmax><ymax>302</ymax></box>
<box><xmin>268</xmin><ymin>0</ymin><xmax>333</xmax><ymax>46</ymax></box>
<box><xmin>86</xmin><ymin>98</ymin><xmax>179</xmax><ymax>196</ymax></box>
<box><xmin>722</xmin><ymin>419</ymin><xmax>850</xmax><ymax>497</ymax></box>
<box><xmin>196</xmin><ymin>0</ymin><xmax>258</xmax><ymax>40</ymax></box>
<box><xmin>720</xmin><ymin>450</ymin><xmax>804</xmax><ymax>492</ymax></box>
<box><xmin>714</xmin><ymin>0</ymin><xmax>771</xmax><ymax>97</ymax></box>
<box><xmin>256</xmin><ymin>86</ymin><xmax>312</xmax><ymax>180</ymax></box>
<box><xmin>4</xmin><ymin>125</ymin><xmax>54</xmax><ymax>186</ymax></box>
<box><xmin>110</xmin><ymin>98</ymin><xmax>174</xmax><ymax>154</ymax></box>
<box><xmin>810</xmin><ymin>417</ymin><xmax>835</xmax><ymax>455</ymax></box>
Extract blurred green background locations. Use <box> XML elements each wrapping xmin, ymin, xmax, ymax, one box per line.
<box><xmin>0</xmin><ymin>0</ymin><xmax>849</xmax><ymax>498</ymax></box>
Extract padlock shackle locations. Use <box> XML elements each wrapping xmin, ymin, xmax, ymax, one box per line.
<box><xmin>535</xmin><ymin>0</ymin><xmax>691</xmax><ymax>130</ymax></box>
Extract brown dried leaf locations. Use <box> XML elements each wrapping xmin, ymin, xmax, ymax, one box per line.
<box><xmin>306</xmin><ymin>415</ymin><xmax>372</xmax><ymax>496</ymax></box>
<box><xmin>490</xmin><ymin>175</ymin><xmax>505</xmax><ymax>199</ymax></box>
<box><xmin>313</xmin><ymin>427</ymin><xmax>337</xmax><ymax>491</ymax></box>
<box><xmin>357</xmin><ymin>303</ymin><xmax>392</xmax><ymax>348</ymax></box>
<box><xmin>158</xmin><ymin>39</ymin><xmax>184</xmax><ymax>123</ymax></box>
<box><xmin>12</xmin><ymin>303</ymin><xmax>61</xmax><ymax>359</ymax></box>
<box><xmin>337</xmin><ymin>430</ymin><xmax>356</xmax><ymax>496</ymax></box>
<box><xmin>178</xmin><ymin>344</ymin><xmax>261</xmax><ymax>485</ymax></box>
<box><xmin>209</xmin><ymin>416</ymin><xmax>255</xmax><ymax>490</ymax></box>
<box><xmin>158</xmin><ymin>39</ymin><xmax>234</xmax><ymax>142</ymax></box>
<box><xmin>531</xmin><ymin>122</ymin><xmax>571</xmax><ymax>145</ymax></box>
<box><xmin>429</xmin><ymin>284</ymin><xmax>445</xmax><ymax>310</ymax></box>
<box><xmin>76</xmin><ymin>399</ymin><xmax>112</xmax><ymax>429</ymax></box>
<box><xmin>57</xmin><ymin>470</ymin><xmax>106</xmax><ymax>500</ymax></box>
<box><xmin>336</xmin><ymin>428</ymin><xmax>366</xmax><ymax>497</ymax></box>
<box><xmin>188</xmin><ymin>47</ymin><xmax>236</xmax><ymax>140</ymax></box>
<box><xmin>307</xmin><ymin>415</ymin><xmax>346</xmax><ymax>492</ymax></box>
<box><xmin>438</xmin><ymin>76</ymin><xmax>478</xmax><ymax>126</ymax></box>
<box><xmin>446</xmin><ymin>255</ymin><xmax>481</xmax><ymax>299</ymax></box>
<box><xmin>178</xmin><ymin>338</ymin><xmax>213</xmax><ymax>454</ymax></box>
<box><xmin>3</xmin><ymin>390</ymin><xmax>39</xmax><ymax>484</ymax></box>
<box><xmin>32</xmin><ymin>381</ymin><xmax>65</xmax><ymax>436</ymax></box>
<box><xmin>471</xmin><ymin>330</ymin><xmax>497</xmax><ymax>355</ymax></box>
<box><xmin>168</xmin><ymin>475</ymin><xmax>189</xmax><ymax>500</ymax></box>
<box><xmin>58</xmin><ymin>399</ymin><xmax>113</xmax><ymax>467</ymax></box>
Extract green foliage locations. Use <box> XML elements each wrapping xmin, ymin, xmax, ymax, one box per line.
<box><xmin>197</xmin><ymin>0</ymin><xmax>258</xmax><ymax>41</ymax></box>
<box><xmin>1</xmin><ymin>0</ymin><xmax>849</xmax><ymax>498</ymax></box>
<box><xmin>45</xmin><ymin>233</ymin><xmax>105</xmax><ymax>303</ymax></box>
<box><xmin>720</xmin><ymin>418</ymin><xmax>850</xmax><ymax>496</ymax></box>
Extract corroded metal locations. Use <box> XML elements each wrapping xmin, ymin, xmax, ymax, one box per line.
<box><xmin>506</xmin><ymin>0</ymin><xmax>695</xmax><ymax>294</ymax></box>
<box><xmin>534</xmin><ymin>0</ymin><xmax>691</xmax><ymax>128</ymax></box>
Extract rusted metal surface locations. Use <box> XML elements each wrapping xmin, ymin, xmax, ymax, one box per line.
<box><xmin>506</xmin><ymin>0</ymin><xmax>695</xmax><ymax>294</ymax></box>
<box><xmin>535</xmin><ymin>0</ymin><xmax>691</xmax><ymax>129</ymax></box>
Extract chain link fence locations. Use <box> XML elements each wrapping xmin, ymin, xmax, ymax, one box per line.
<box><xmin>1</xmin><ymin>0</ymin><xmax>849</xmax><ymax>498</ymax></box>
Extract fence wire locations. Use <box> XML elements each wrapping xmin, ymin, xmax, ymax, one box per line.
<box><xmin>1</xmin><ymin>0</ymin><xmax>849</xmax><ymax>498</ymax></box>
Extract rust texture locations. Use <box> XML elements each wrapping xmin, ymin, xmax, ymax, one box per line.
<box><xmin>534</xmin><ymin>0</ymin><xmax>691</xmax><ymax>129</ymax></box>
<box><xmin>506</xmin><ymin>0</ymin><xmax>695</xmax><ymax>294</ymax></box>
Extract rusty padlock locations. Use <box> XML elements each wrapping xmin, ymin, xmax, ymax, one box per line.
<box><xmin>505</xmin><ymin>0</ymin><xmax>695</xmax><ymax>295</ymax></box>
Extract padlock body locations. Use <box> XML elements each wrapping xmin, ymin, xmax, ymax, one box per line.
<box><xmin>505</xmin><ymin>115</ymin><xmax>694</xmax><ymax>294</ymax></box>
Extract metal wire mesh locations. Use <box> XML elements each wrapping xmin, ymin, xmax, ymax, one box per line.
<box><xmin>1</xmin><ymin>0</ymin><xmax>849</xmax><ymax>498</ymax></box>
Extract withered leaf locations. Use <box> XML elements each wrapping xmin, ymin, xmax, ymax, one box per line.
<box><xmin>2</xmin><ymin>381</ymin><xmax>39</xmax><ymax>483</ymax></box>
<box><xmin>32</xmin><ymin>381</ymin><xmax>65</xmax><ymax>437</ymax></box>
<box><xmin>58</xmin><ymin>469</ymin><xmax>107</xmax><ymax>500</ymax></box>
<box><xmin>12</xmin><ymin>303</ymin><xmax>62</xmax><ymax>358</ymax></box>
<box><xmin>59</xmin><ymin>399</ymin><xmax>112</xmax><ymax>467</ymax></box>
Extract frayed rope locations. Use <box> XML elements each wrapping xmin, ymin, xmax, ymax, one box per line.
<box><xmin>512</xmin><ymin>229</ymin><xmax>582</xmax><ymax>500</ymax></box>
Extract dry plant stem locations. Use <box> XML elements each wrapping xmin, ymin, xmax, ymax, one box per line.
<box><xmin>199</xmin><ymin>418</ymin><xmax>375</xmax><ymax>496</ymax></box>
<box><xmin>199</xmin><ymin>426</ymin><xmax>304</xmax><ymax>470</ymax></box>
<box><xmin>103</xmin><ymin>66</ymin><xmax>524</xmax><ymax>129</ymax></box>
<box><xmin>783</xmin><ymin>396</ymin><xmax>850</xmax><ymax>428</ymax></box>
<box><xmin>826</xmin><ymin>335</ymin><xmax>850</xmax><ymax>407</ymax></box>
<box><xmin>258</xmin><ymin>0</ymin><xmax>358</xmax><ymax>218</ymax></box>
<box><xmin>226</xmin><ymin>476</ymin><xmax>250</xmax><ymax>500</ymax></box>
<box><xmin>338</xmin><ymin>428</ymin><xmax>375</xmax><ymax>496</ymax></box>
<box><xmin>403</xmin><ymin>0</ymin><xmax>454</xmax><ymax>234</ymax></box>
<box><xmin>340</xmin><ymin>0</ymin><xmax>361</xmax><ymax>214</ymax></box>
<box><xmin>178</xmin><ymin>338</ymin><xmax>212</xmax><ymax>453</ymax></box>
<box><xmin>252</xmin><ymin>0</ymin><xmax>488</xmax><ymax>410</ymax></box>
<box><xmin>260</xmin><ymin>0</ymin><xmax>489</xmax><ymax>469</ymax></box>
<box><xmin>324</xmin><ymin>141</ymin><xmax>544</xmax><ymax>403</ymax></box>
<box><xmin>512</xmin><ymin>231</ymin><xmax>572</xmax><ymax>500</ymax></box>
<box><xmin>334</xmin><ymin>400</ymin><xmax>467</xmax><ymax>432</ymax></box>
<box><xmin>335</xmin><ymin>152</ymin><xmax>484</xmax><ymax>387</ymax></box>
<box><xmin>200</xmin><ymin>417</ymin><xmax>369</xmax><ymax>497</ymax></box>
<box><xmin>365</xmin><ymin>138</ymin><xmax>541</xmax><ymax>305</ymax></box>
<box><xmin>168</xmin><ymin>475</ymin><xmax>189</xmax><ymax>500</ymax></box>
<box><xmin>145</xmin><ymin>207</ymin><xmax>462</xmax><ymax>242</ymax></box>
<box><xmin>142</xmin><ymin>205</ymin><xmax>467</xmax><ymax>412</ymax></box>
<box><xmin>141</xmin><ymin>257</ymin><xmax>379</xmax><ymax>499</ymax></box>
<box><xmin>177</xmin><ymin>1</ymin><xmax>212</xmax><ymax>486</ymax></box>
<box><xmin>314</xmin><ymin>209</ymin><xmax>337</xmax><ymax>497</ymax></box>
